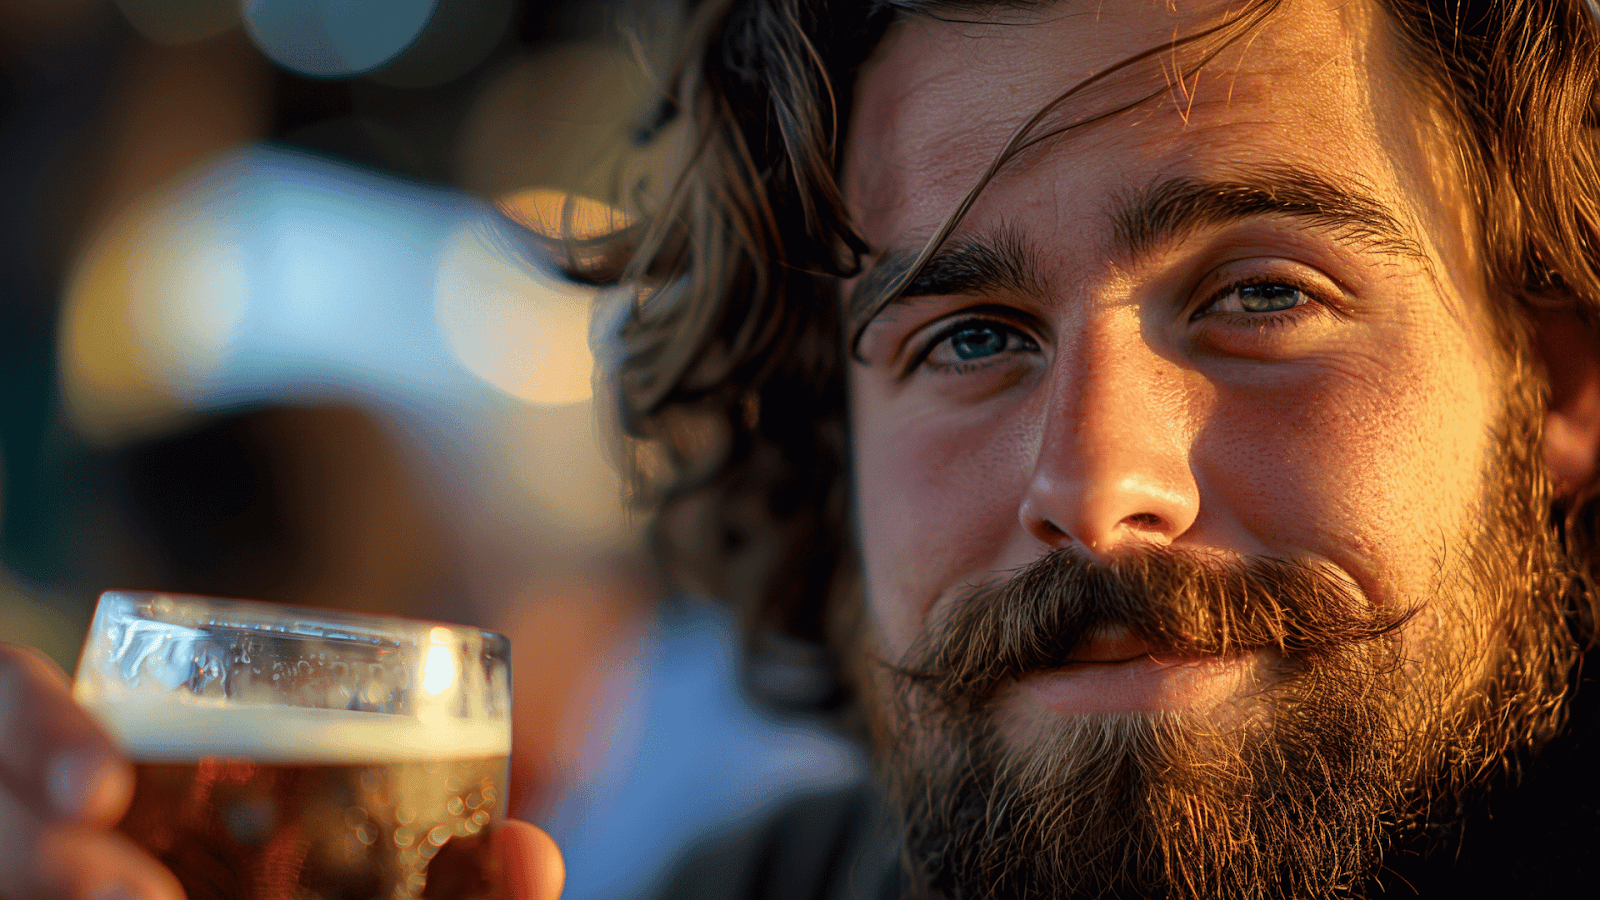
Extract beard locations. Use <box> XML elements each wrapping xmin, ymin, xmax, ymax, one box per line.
<box><xmin>864</xmin><ymin>385</ymin><xmax>1581</xmax><ymax>900</ymax></box>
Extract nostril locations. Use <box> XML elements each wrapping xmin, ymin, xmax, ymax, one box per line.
<box><xmin>1124</xmin><ymin>512</ymin><xmax>1163</xmax><ymax>529</ymax></box>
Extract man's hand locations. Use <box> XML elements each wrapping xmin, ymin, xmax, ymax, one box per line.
<box><xmin>0</xmin><ymin>642</ymin><xmax>566</xmax><ymax>900</ymax></box>
<box><xmin>0</xmin><ymin>642</ymin><xmax>180</xmax><ymax>900</ymax></box>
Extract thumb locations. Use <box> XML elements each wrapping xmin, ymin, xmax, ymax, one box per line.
<box><xmin>498</xmin><ymin>819</ymin><xmax>565</xmax><ymax>900</ymax></box>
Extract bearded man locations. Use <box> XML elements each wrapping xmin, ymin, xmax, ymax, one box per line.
<box><xmin>594</xmin><ymin>0</ymin><xmax>1600</xmax><ymax>897</ymax></box>
<box><xmin>3</xmin><ymin>2</ymin><xmax>1599</xmax><ymax>900</ymax></box>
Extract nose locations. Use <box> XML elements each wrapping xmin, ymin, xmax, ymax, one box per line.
<box><xmin>1017</xmin><ymin>315</ymin><xmax>1200</xmax><ymax>555</ymax></box>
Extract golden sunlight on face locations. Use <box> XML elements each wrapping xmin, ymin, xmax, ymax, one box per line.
<box><xmin>843</xmin><ymin>0</ymin><xmax>1506</xmax><ymax>721</ymax></box>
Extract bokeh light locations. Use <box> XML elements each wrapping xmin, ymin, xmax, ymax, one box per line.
<box><xmin>242</xmin><ymin>0</ymin><xmax>437</xmax><ymax>79</ymax></box>
<box><xmin>62</xmin><ymin>144</ymin><xmax>613</xmax><ymax>469</ymax></box>
<box><xmin>435</xmin><ymin>217</ymin><xmax>599</xmax><ymax>407</ymax></box>
<box><xmin>62</xmin><ymin>147</ymin><xmax>485</xmax><ymax>442</ymax></box>
<box><xmin>497</xmin><ymin>188</ymin><xmax>634</xmax><ymax>242</ymax></box>
<box><xmin>61</xmin><ymin>169</ymin><xmax>252</xmax><ymax>443</ymax></box>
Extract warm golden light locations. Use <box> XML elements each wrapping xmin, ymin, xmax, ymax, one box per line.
<box><xmin>421</xmin><ymin>627</ymin><xmax>458</xmax><ymax>696</ymax></box>
<box><xmin>434</xmin><ymin>219</ymin><xmax>598</xmax><ymax>406</ymax></box>
<box><xmin>495</xmin><ymin>188</ymin><xmax>632</xmax><ymax>242</ymax></box>
<box><xmin>60</xmin><ymin>178</ymin><xmax>249</xmax><ymax>444</ymax></box>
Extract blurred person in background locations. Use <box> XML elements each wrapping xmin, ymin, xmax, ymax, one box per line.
<box><xmin>2</xmin><ymin>2</ymin><xmax>858</xmax><ymax>900</ymax></box>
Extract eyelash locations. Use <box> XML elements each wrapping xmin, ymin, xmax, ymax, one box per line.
<box><xmin>1191</xmin><ymin>273</ymin><xmax>1336</xmax><ymax>328</ymax></box>
<box><xmin>903</xmin><ymin>272</ymin><xmax>1339</xmax><ymax>376</ymax></box>
<box><xmin>907</xmin><ymin>314</ymin><xmax>1041</xmax><ymax>375</ymax></box>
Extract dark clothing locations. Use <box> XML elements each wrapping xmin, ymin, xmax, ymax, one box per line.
<box><xmin>660</xmin><ymin>654</ymin><xmax>1600</xmax><ymax>899</ymax></box>
<box><xmin>1368</xmin><ymin>653</ymin><xmax>1600</xmax><ymax>897</ymax></box>
<box><xmin>654</xmin><ymin>784</ymin><xmax>898</xmax><ymax>900</ymax></box>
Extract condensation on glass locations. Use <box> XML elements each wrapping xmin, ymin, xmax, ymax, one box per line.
<box><xmin>74</xmin><ymin>591</ymin><xmax>512</xmax><ymax>900</ymax></box>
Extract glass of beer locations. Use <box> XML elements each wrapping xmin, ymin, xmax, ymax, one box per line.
<box><xmin>72</xmin><ymin>591</ymin><xmax>512</xmax><ymax>900</ymax></box>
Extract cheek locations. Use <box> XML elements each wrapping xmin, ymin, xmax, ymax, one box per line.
<box><xmin>850</xmin><ymin>381</ymin><xmax>1040</xmax><ymax>655</ymax></box>
<box><xmin>1199</xmin><ymin>339</ymin><xmax>1497</xmax><ymax>605</ymax></box>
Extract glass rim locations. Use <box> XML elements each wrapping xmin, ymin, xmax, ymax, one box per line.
<box><xmin>95</xmin><ymin>589</ymin><xmax>509</xmax><ymax>653</ymax></box>
<box><xmin>76</xmin><ymin>591</ymin><xmax>515</xmax><ymax>757</ymax></box>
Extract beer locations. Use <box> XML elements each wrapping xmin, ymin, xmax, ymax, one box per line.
<box><xmin>87</xmin><ymin>702</ymin><xmax>511</xmax><ymax>900</ymax></box>
<box><xmin>73</xmin><ymin>592</ymin><xmax>514</xmax><ymax>900</ymax></box>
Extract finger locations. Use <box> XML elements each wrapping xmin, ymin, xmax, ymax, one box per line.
<box><xmin>0</xmin><ymin>644</ymin><xmax>133</xmax><ymax>823</ymax></box>
<box><xmin>32</xmin><ymin>827</ymin><xmax>186</xmax><ymax>900</ymax></box>
<box><xmin>497</xmin><ymin>820</ymin><xmax>564</xmax><ymax>900</ymax></box>
<box><xmin>0</xmin><ymin>773</ymin><xmax>184</xmax><ymax>900</ymax></box>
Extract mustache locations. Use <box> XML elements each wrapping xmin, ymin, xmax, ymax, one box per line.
<box><xmin>894</xmin><ymin>547</ymin><xmax>1414</xmax><ymax>710</ymax></box>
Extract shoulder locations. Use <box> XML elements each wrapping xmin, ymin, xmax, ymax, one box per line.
<box><xmin>651</xmin><ymin>782</ymin><xmax>897</xmax><ymax>900</ymax></box>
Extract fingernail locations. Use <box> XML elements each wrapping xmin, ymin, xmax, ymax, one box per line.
<box><xmin>48</xmin><ymin>751</ymin><xmax>127</xmax><ymax>818</ymax></box>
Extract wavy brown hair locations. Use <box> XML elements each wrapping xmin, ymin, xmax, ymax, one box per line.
<box><xmin>586</xmin><ymin>0</ymin><xmax>1600</xmax><ymax>702</ymax></box>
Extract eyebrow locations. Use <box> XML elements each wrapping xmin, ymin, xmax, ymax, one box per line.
<box><xmin>847</xmin><ymin>225</ymin><xmax>1043</xmax><ymax>328</ymax></box>
<box><xmin>1112</xmin><ymin>165</ymin><xmax>1427</xmax><ymax>263</ymax></box>
<box><xmin>846</xmin><ymin>165</ymin><xmax>1428</xmax><ymax>342</ymax></box>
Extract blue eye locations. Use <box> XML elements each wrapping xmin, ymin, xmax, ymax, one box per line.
<box><xmin>922</xmin><ymin>320</ymin><xmax>1041</xmax><ymax>368</ymax></box>
<box><xmin>951</xmin><ymin>325</ymin><xmax>1009</xmax><ymax>359</ymax></box>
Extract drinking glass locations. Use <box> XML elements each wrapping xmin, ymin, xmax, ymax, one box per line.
<box><xmin>72</xmin><ymin>591</ymin><xmax>512</xmax><ymax>900</ymax></box>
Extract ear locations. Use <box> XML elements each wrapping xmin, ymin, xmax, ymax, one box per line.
<box><xmin>1536</xmin><ymin>310</ymin><xmax>1600</xmax><ymax>498</ymax></box>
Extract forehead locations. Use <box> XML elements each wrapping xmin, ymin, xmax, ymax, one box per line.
<box><xmin>843</xmin><ymin>0</ymin><xmax>1447</xmax><ymax>257</ymax></box>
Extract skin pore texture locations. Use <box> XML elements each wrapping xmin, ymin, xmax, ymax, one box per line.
<box><xmin>841</xmin><ymin>0</ymin><xmax>1579</xmax><ymax>897</ymax></box>
<box><xmin>847</xmin><ymin>0</ymin><xmax>1498</xmax><ymax>718</ymax></box>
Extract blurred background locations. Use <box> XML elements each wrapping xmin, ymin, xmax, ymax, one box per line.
<box><xmin>0</xmin><ymin>1</ymin><xmax>863</xmax><ymax>898</ymax></box>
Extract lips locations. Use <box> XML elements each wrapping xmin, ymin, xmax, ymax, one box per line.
<box><xmin>1021</xmin><ymin>648</ymin><xmax>1264</xmax><ymax>714</ymax></box>
<box><xmin>1003</xmin><ymin>625</ymin><xmax>1264</xmax><ymax>714</ymax></box>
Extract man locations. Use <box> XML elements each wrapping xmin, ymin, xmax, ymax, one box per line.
<box><xmin>600</xmin><ymin>0</ymin><xmax>1600</xmax><ymax>897</ymax></box>
<box><xmin>3</xmin><ymin>1</ymin><xmax>1599</xmax><ymax>899</ymax></box>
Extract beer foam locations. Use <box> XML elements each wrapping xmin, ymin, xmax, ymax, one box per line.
<box><xmin>82</xmin><ymin>701</ymin><xmax>510</xmax><ymax>764</ymax></box>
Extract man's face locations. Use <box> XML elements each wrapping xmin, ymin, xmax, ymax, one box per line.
<box><xmin>841</xmin><ymin>0</ymin><xmax>1570</xmax><ymax>896</ymax></box>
